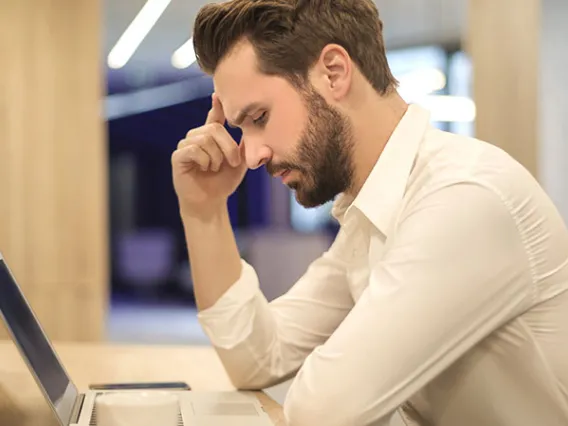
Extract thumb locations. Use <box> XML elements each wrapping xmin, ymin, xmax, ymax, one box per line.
<box><xmin>206</xmin><ymin>93</ymin><xmax>226</xmax><ymax>125</ymax></box>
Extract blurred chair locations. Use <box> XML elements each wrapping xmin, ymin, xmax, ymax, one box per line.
<box><xmin>115</xmin><ymin>229</ymin><xmax>176</xmax><ymax>290</ymax></box>
<box><xmin>244</xmin><ymin>229</ymin><xmax>332</xmax><ymax>301</ymax></box>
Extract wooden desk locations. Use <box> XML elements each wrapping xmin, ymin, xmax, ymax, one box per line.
<box><xmin>0</xmin><ymin>341</ymin><xmax>284</xmax><ymax>426</ymax></box>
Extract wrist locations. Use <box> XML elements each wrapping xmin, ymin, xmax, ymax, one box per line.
<box><xmin>180</xmin><ymin>201</ymin><xmax>229</xmax><ymax>226</ymax></box>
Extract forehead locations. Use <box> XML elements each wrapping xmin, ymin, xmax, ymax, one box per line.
<box><xmin>213</xmin><ymin>41</ymin><xmax>299</xmax><ymax>118</ymax></box>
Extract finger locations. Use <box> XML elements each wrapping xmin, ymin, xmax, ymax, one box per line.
<box><xmin>175</xmin><ymin>144</ymin><xmax>211</xmax><ymax>172</ymax></box>
<box><xmin>206</xmin><ymin>123</ymin><xmax>241</xmax><ymax>167</ymax></box>
<box><xmin>239</xmin><ymin>137</ymin><xmax>247</xmax><ymax>166</ymax></box>
<box><xmin>200</xmin><ymin>135</ymin><xmax>225</xmax><ymax>172</ymax></box>
<box><xmin>205</xmin><ymin>93</ymin><xmax>226</xmax><ymax>125</ymax></box>
<box><xmin>183</xmin><ymin>127</ymin><xmax>199</xmax><ymax>140</ymax></box>
<box><xmin>180</xmin><ymin>133</ymin><xmax>230</xmax><ymax>171</ymax></box>
<box><xmin>177</xmin><ymin>139</ymin><xmax>187</xmax><ymax>150</ymax></box>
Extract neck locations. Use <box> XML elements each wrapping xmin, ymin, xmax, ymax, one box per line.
<box><xmin>346</xmin><ymin>88</ymin><xmax>408</xmax><ymax>196</ymax></box>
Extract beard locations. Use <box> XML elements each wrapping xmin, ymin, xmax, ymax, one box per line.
<box><xmin>267</xmin><ymin>85</ymin><xmax>355</xmax><ymax>208</ymax></box>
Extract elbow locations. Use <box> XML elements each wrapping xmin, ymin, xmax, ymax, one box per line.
<box><xmin>227</xmin><ymin>372</ymin><xmax>272</xmax><ymax>391</ymax></box>
<box><xmin>228</xmin><ymin>369</ymin><xmax>292</xmax><ymax>391</ymax></box>
<box><xmin>232</xmin><ymin>376</ymin><xmax>289</xmax><ymax>391</ymax></box>
<box><xmin>221</xmin><ymin>357</ymin><xmax>284</xmax><ymax>391</ymax></box>
<box><xmin>212</xmin><ymin>345</ymin><xmax>271</xmax><ymax>390</ymax></box>
<box><xmin>215</xmin><ymin>345</ymin><xmax>293</xmax><ymax>391</ymax></box>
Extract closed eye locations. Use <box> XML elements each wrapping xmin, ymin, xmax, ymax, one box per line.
<box><xmin>253</xmin><ymin>112</ymin><xmax>268</xmax><ymax>127</ymax></box>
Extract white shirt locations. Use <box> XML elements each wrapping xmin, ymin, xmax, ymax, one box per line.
<box><xmin>198</xmin><ymin>105</ymin><xmax>568</xmax><ymax>426</ymax></box>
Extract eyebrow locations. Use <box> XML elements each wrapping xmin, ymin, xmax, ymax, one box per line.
<box><xmin>227</xmin><ymin>102</ymin><xmax>264</xmax><ymax>128</ymax></box>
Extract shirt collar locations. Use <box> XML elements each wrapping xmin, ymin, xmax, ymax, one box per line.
<box><xmin>332</xmin><ymin>104</ymin><xmax>431</xmax><ymax>235</ymax></box>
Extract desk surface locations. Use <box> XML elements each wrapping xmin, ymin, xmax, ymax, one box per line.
<box><xmin>0</xmin><ymin>341</ymin><xmax>284</xmax><ymax>426</ymax></box>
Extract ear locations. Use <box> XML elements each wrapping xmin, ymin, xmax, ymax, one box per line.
<box><xmin>310</xmin><ymin>44</ymin><xmax>352</xmax><ymax>101</ymax></box>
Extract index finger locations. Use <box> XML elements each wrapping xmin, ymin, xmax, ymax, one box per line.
<box><xmin>206</xmin><ymin>93</ymin><xmax>226</xmax><ymax>125</ymax></box>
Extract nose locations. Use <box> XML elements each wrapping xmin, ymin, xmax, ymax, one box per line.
<box><xmin>243</xmin><ymin>139</ymin><xmax>272</xmax><ymax>170</ymax></box>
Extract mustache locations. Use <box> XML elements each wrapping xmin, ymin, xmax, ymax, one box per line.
<box><xmin>266</xmin><ymin>161</ymin><xmax>305</xmax><ymax>176</ymax></box>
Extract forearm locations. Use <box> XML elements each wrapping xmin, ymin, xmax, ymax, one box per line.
<box><xmin>181</xmin><ymin>205</ymin><xmax>242</xmax><ymax>311</ymax></box>
<box><xmin>185</xmin><ymin>209</ymin><xmax>354</xmax><ymax>391</ymax></box>
<box><xmin>210</xmin><ymin>294</ymin><xmax>293</xmax><ymax>390</ymax></box>
<box><xmin>198</xmin><ymin>250</ymin><xmax>354</xmax><ymax>391</ymax></box>
<box><xmin>181</xmin><ymin>205</ymin><xmax>294</xmax><ymax>387</ymax></box>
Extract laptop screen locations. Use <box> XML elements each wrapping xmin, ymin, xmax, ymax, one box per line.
<box><xmin>0</xmin><ymin>256</ymin><xmax>78</xmax><ymax>425</ymax></box>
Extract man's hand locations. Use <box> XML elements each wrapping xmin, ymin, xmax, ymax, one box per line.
<box><xmin>172</xmin><ymin>94</ymin><xmax>247</xmax><ymax>216</ymax></box>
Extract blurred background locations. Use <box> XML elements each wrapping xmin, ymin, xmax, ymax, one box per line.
<box><xmin>1</xmin><ymin>0</ymin><xmax>567</xmax><ymax>356</ymax></box>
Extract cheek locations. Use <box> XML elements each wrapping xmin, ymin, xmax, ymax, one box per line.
<box><xmin>266</xmin><ymin>95</ymin><xmax>309</xmax><ymax>157</ymax></box>
<box><xmin>265</xmin><ymin>121</ymin><xmax>303</xmax><ymax>157</ymax></box>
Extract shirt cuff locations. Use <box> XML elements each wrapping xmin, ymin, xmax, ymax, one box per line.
<box><xmin>197</xmin><ymin>259</ymin><xmax>261</xmax><ymax>349</ymax></box>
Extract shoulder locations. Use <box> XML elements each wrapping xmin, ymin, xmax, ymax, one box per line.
<box><xmin>400</xmin><ymin>129</ymin><xmax>568</xmax><ymax>289</ymax></box>
<box><xmin>406</xmin><ymin>129</ymin><xmax>541</xmax><ymax>214</ymax></box>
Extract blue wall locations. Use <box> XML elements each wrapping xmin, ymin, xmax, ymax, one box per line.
<box><xmin>108</xmin><ymin>95</ymin><xmax>270</xmax><ymax>231</ymax></box>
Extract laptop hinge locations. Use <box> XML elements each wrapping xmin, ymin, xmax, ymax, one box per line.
<box><xmin>70</xmin><ymin>393</ymin><xmax>85</xmax><ymax>425</ymax></box>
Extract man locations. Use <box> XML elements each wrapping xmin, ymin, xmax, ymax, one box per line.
<box><xmin>171</xmin><ymin>0</ymin><xmax>568</xmax><ymax>425</ymax></box>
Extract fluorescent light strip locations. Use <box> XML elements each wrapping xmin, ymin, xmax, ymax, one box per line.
<box><xmin>418</xmin><ymin>95</ymin><xmax>477</xmax><ymax>122</ymax></box>
<box><xmin>172</xmin><ymin>38</ymin><xmax>196</xmax><ymax>69</ymax></box>
<box><xmin>108</xmin><ymin>0</ymin><xmax>173</xmax><ymax>69</ymax></box>
<box><xmin>395</xmin><ymin>68</ymin><xmax>475</xmax><ymax>122</ymax></box>
<box><xmin>397</xmin><ymin>68</ymin><xmax>447</xmax><ymax>100</ymax></box>
<box><xmin>105</xmin><ymin>76</ymin><xmax>214</xmax><ymax>120</ymax></box>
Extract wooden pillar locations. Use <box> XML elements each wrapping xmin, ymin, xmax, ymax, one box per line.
<box><xmin>0</xmin><ymin>0</ymin><xmax>108</xmax><ymax>341</ymax></box>
<box><xmin>467</xmin><ymin>0</ymin><xmax>568</xmax><ymax>221</ymax></box>
<box><xmin>466</xmin><ymin>0</ymin><xmax>541</xmax><ymax>177</ymax></box>
<box><xmin>537</xmin><ymin>0</ymin><xmax>568</xmax><ymax>221</ymax></box>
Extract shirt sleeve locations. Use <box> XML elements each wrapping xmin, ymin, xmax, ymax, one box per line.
<box><xmin>197</xmin><ymin>228</ymin><xmax>355</xmax><ymax>390</ymax></box>
<box><xmin>283</xmin><ymin>182</ymin><xmax>536</xmax><ymax>426</ymax></box>
<box><xmin>197</xmin><ymin>260</ymin><xmax>263</xmax><ymax>349</ymax></box>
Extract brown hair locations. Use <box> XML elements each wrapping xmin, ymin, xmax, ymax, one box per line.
<box><xmin>192</xmin><ymin>0</ymin><xmax>398</xmax><ymax>95</ymax></box>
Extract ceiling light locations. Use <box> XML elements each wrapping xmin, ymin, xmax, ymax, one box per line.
<box><xmin>172</xmin><ymin>38</ymin><xmax>196</xmax><ymax>69</ymax></box>
<box><xmin>108</xmin><ymin>0</ymin><xmax>173</xmax><ymax>69</ymax></box>
<box><xmin>397</xmin><ymin>68</ymin><xmax>447</xmax><ymax>100</ymax></box>
<box><xmin>418</xmin><ymin>96</ymin><xmax>477</xmax><ymax>122</ymax></box>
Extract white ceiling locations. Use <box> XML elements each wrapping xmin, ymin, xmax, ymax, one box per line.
<box><xmin>104</xmin><ymin>0</ymin><xmax>467</xmax><ymax>77</ymax></box>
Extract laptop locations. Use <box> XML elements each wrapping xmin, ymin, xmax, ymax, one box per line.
<box><xmin>0</xmin><ymin>252</ymin><xmax>274</xmax><ymax>426</ymax></box>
